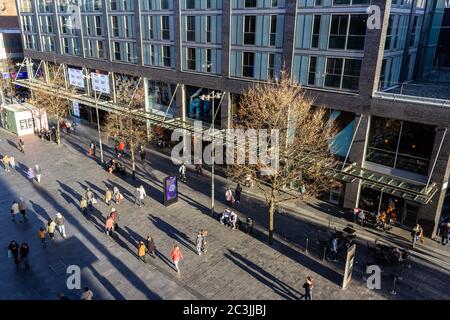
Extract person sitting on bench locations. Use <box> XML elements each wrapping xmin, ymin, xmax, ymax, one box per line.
<box><xmin>229</xmin><ymin>211</ymin><xmax>238</xmax><ymax>229</ymax></box>
<box><xmin>220</xmin><ymin>208</ymin><xmax>231</xmax><ymax>225</ymax></box>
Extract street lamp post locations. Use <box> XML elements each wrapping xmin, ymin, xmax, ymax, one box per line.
<box><xmin>200</xmin><ymin>91</ymin><xmax>222</xmax><ymax>216</ymax></box>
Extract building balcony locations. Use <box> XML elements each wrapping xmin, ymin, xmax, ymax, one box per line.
<box><xmin>374</xmin><ymin>69</ymin><xmax>450</xmax><ymax>109</ymax></box>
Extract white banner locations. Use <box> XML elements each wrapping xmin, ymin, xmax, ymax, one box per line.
<box><xmin>68</xmin><ymin>68</ymin><xmax>85</xmax><ymax>88</ymax></box>
<box><xmin>91</xmin><ymin>72</ymin><xmax>110</xmax><ymax>94</ymax></box>
<box><xmin>72</xmin><ymin>101</ymin><xmax>80</xmax><ymax>117</ymax></box>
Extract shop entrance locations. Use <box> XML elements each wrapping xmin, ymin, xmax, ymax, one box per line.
<box><xmin>358</xmin><ymin>186</ymin><xmax>406</xmax><ymax>225</ymax></box>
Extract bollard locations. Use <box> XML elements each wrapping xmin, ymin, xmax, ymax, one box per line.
<box><xmin>305</xmin><ymin>238</ymin><xmax>309</xmax><ymax>255</ymax></box>
<box><xmin>322</xmin><ymin>247</ymin><xmax>327</xmax><ymax>261</ymax></box>
<box><xmin>390</xmin><ymin>276</ymin><xmax>398</xmax><ymax>295</ymax></box>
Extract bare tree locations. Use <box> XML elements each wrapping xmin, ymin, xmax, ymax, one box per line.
<box><xmin>226</xmin><ymin>71</ymin><xmax>338</xmax><ymax>245</ymax></box>
<box><xmin>104</xmin><ymin>79</ymin><xmax>148</xmax><ymax>180</ymax></box>
<box><xmin>31</xmin><ymin>63</ymin><xmax>71</xmax><ymax>144</ymax></box>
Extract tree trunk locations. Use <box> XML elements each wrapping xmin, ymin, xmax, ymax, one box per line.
<box><xmin>131</xmin><ymin>146</ymin><xmax>136</xmax><ymax>180</ymax></box>
<box><xmin>268</xmin><ymin>198</ymin><xmax>275</xmax><ymax>245</ymax></box>
<box><xmin>56</xmin><ymin>116</ymin><xmax>61</xmax><ymax>145</ymax></box>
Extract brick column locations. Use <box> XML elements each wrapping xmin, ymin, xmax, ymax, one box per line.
<box><xmin>134</xmin><ymin>0</ymin><xmax>143</xmax><ymax>66</ymax></box>
<box><xmin>173</xmin><ymin>0</ymin><xmax>182</xmax><ymax>73</ymax></box>
<box><xmin>221</xmin><ymin>0</ymin><xmax>231</xmax><ymax>79</ymax></box>
<box><xmin>101</xmin><ymin>0</ymin><xmax>112</xmax><ymax>62</ymax></box>
<box><xmin>358</xmin><ymin>0</ymin><xmax>392</xmax><ymax>98</ymax></box>
<box><xmin>282</xmin><ymin>0</ymin><xmax>297</xmax><ymax>73</ymax></box>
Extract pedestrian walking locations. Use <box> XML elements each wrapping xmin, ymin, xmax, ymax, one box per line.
<box><xmin>235</xmin><ymin>183</ymin><xmax>242</xmax><ymax>203</ymax></box>
<box><xmin>55</xmin><ymin>212</ymin><xmax>67</xmax><ymax>238</ymax></box>
<box><xmin>18</xmin><ymin>139</ymin><xmax>25</xmax><ymax>153</ymax></box>
<box><xmin>441</xmin><ymin>222</ymin><xmax>449</xmax><ymax>246</ymax></box>
<box><xmin>201</xmin><ymin>230</ymin><xmax>208</xmax><ymax>253</ymax></box>
<box><xmin>179</xmin><ymin>163</ymin><xmax>186</xmax><ymax>182</ymax></box>
<box><xmin>18</xmin><ymin>197</ymin><xmax>27</xmax><ymax>222</ymax></box>
<box><xmin>9</xmin><ymin>156</ymin><xmax>15</xmax><ymax>170</ymax></box>
<box><xmin>195</xmin><ymin>231</ymin><xmax>204</xmax><ymax>255</ymax></box>
<box><xmin>225</xmin><ymin>187</ymin><xmax>235</xmax><ymax>207</ymax></box>
<box><xmin>8</xmin><ymin>240</ymin><xmax>20</xmax><ymax>269</ymax></box>
<box><xmin>105</xmin><ymin>216</ymin><xmax>114</xmax><ymax>236</ymax></box>
<box><xmin>27</xmin><ymin>167</ymin><xmax>35</xmax><ymax>181</ymax></box>
<box><xmin>80</xmin><ymin>196</ymin><xmax>88</xmax><ymax>215</ymax></box>
<box><xmin>80</xmin><ymin>287</ymin><xmax>94</xmax><ymax>300</ymax></box>
<box><xmin>411</xmin><ymin>223</ymin><xmax>424</xmax><ymax>246</ymax></box>
<box><xmin>113</xmin><ymin>186</ymin><xmax>123</xmax><ymax>204</ymax></box>
<box><xmin>139</xmin><ymin>145</ymin><xmax>146</xmax><ymax>163</ymax></box>
<box><xmin>134</xmin><ymin>187</ymin><xmax>142</xmax><ymax>207</ymax></box>
<box><xmin>138</xmin><ymin>241</ymin><xmax>146</xmax><ymax>263</ymax></box>
<box><xmin>104</xmin><ymin>188</ymin><xmax>112</xmax><ymax>206</ymax></box>
<box><xmin>2</xmin><ymin>155</ymin><xmax>10</xmax><ymax>172</ymax></box>
<box><xmin>171</xmin><ymin>245</ymin><xmax>183</xmax><ymax>273</ymax></box>
<box><xmin>47</xmin><ymin>218</ymin><xmax>56</xmax><ymax>240</ymax></box>
<box><xmin>85</xmin><ymin>188</ymin><xmax>96</xmax><ymax>212</ymax></box>
<box><xmin>302</xmin><ymin>276</ymin><xmax>314</xmax><ymax>300</ymax></box>
<box><xmin>139</xmin><ymin>185</ymin><xmax>146</xmax><ymax>205</ymax></box>
<box><xmin>89</xmin><ymin>141</ymin><xmax>96</xmax><ymax>157</ymax></box>
<box><xmin>328</xmin><ymin>237</ymin><xmax>338</xmax><ymax>262</ymax></box>
<box><xmin>38</xmin><ymin>227</ymin><xmax>47</xmax><ymax>247</ymax></box>
<box><xmin>19</xmin><ymin>243</ymin><xmax>30</xmax><ymax>270</ymax></box>
<box><xmin>10</xmin><ymin>200</ymin><xmax>19</xmax><ymax>222</ymax></box>
<box><xmin>110</xmin><ymin>208</ymin><xmax>119</xmax><ymax>232</ymax></box>
<box><xmin>146</xmin><ymin>236</ymin><xmax>156</xmax><ymax>258</ymax></box>
<box><xmin>35</xmin><ymin>165</ymin><xmax>42</xmax><ymax>183</ymax></box>
<box><xmin>195</xmin><ymin>163</ymin><xmax>203</xmax><ymax>176</ymax></box>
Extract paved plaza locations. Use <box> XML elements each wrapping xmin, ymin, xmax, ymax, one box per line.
<box><xmin>0</xmin><ymin>122</ymin><xmax>449</xmax><ymax>300</ymax></box>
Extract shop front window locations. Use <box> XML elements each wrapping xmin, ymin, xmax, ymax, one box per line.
<box><xmin>185</xmin><ymin>86</ymin><xmax>221</xmax><ymax>125</ymax></box>
<box><xmin>366</xmin><ymin>116</ymin><xmax>435</xmax><ymax>175</ymax></box>
<box><xmin>147</xmin><ymin>81</ymin><xmax>177</xmax><ymax>118</ymax></box>
<box><xmin>359</xmin><ymin>186</ymin><xmax>405</xmax><ymax>223</ymax></box>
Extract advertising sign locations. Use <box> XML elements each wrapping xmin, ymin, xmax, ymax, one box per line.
<box><xmin>164</xmin><ymin>175</ymin><xmax>178</xmax><ymax>207</ymax></box>
<box><xmin>68</xmin><ymin>68</ymin><xmax>85</xmax><ymax>88</ymax></box>
<box><xmin>91</xmin><ymin>72</ymin><xmax>110</xmax><ymax>94</ymax></box>
<box><xmin>342</xmin><ymin>244</ymin><xmax>356</xmax><ymax>289</ymax></box>
<box><xmin>72</xmin><ymin>101</ymin><xmax>80</xmax><ymax>117</ymax></box>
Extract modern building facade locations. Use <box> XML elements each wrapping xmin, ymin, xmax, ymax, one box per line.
<box><xmin>15</xmin><ymin>0</ymin><xmax>450</xmax><ymax>237</ymax></box>
<box><xmin>0</xmin><ymin>0</ymin><xmax>23</xmax><ymax>66</ymax></box>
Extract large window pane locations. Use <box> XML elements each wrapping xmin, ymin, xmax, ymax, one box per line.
<box><xmin>342</xmin><ymin>59</ymin><xmax>361</xmax><ymax>90</ymax></box>
<box><xmin>366</xmin><ymin>116</ymin><xmax>401</xmax><ymax>167</ymax></box>
<box><xmin>395</xmin><ymin>122</ymin><xmax>435</xmax><ymax>175</ymax></box>
<box><xmin>329</xmin><ymin>15</ymin><xmax>348</xmax><ymax>49</ymax></box>
<box><xmin>347</xmin><ymin>15</ymin><xmax>367</xmax><ymax>50</ymax></box>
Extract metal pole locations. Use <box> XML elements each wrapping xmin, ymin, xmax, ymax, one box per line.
<box><xmin>211</xmin><ymin>96</ymin><xmax>215</xmax><ymax>216</ymax></box>
<box><xmin>95</xmin><ymin>91</ymin><xmax>104</xmax><ymax>163</ymax></box>
<box><xmin>426</xmin><ymin>128</ymin><xmax>447</xmax><ymax>188</ymax></box>
<box><xmin>341</xmin><ymin>115</ymin><xmax>363</xmax><ymax>171</ymax></box>
<box><xmin>305</xmin><ymin>238</ymin><xmax>309</xmax><ymax>254</ymax></box>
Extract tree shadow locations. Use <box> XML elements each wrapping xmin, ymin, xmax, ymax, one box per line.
<box><xmin>224</xmin><ymin>249</ymin><xmax>302</xmax><ymax>300</ymax></box>
<box><xmin>148</xmin><ymin>214</ymin><xmax>197</xmax><ymax>254</ymax></box>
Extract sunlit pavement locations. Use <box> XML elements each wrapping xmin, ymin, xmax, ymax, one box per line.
<box><xmin>0</xmin><ymin>123</ymin><xmax>449</xmax><ymax>300</ymax></box>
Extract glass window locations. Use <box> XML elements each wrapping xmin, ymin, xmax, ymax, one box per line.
<box><xmin>206</xmin><ymin>16</ymin><xmax>211</xmax><ymax>43</ymax></box>
<box><xmin>161</xmin><ymin>16</ymin><xmax>170</xmax><ymax>40</ymax></box>
<box><xmin>324</xmin><ymin>58</ymin><xmax>343</xmax><ymax>88</ymax></box>
<box><xmin>245</xmin><ymin>0</ymin><xmax>257</xmax><ymax>7</ymax></box>
<box><xmin>308</xmin><ymin>56</ymin><xmax>317</xmax><ymax>85</ymax></box>
<box><xmin>161</xmin><ymin>0</ymin><xmax>169</xmax><ymax>9</ymax></box>
<box><xmin>187</xmin><ymin>48</ymin><xmax>196</xmax><ymax>70</ymax></box>
<box><xmin>311</xmin><ymin>15</ymin><xmax>321</xmax><ymax>49</ymax></box>
<box><xmin>244</xmin><ymin>16</ymin><xmax>256</xmax><ymax>45</ymax></box>
<box><xmin>342</xmin><ymin>59</ymin><xmax>361</xmax><ymax>90</ymax></box>
<box><xmin>269</xmin><ymin>16</ymin><xmax>277</xmax><ymax>46</ymax></box>
<box><xmin>243</xmin><ymin>52</ymin><xmax>255</xmax><ymax>78</ymax></box>
<box><xmin>396</xmin><ymin>122</ymin><xmax>435</xmax><ymax>175</ymax></box>
<box><xmin>187</xmin><ymin>16</ymin><xmax>196</xmax><ymax>41</ymax></box>
<box><xmin>366</xmin><ymin>116</ymin><xmax>401</xmax><ymax>168</ymax></box>
<box><xmin>329</xmin><ymin>15</ymin><xmax>348</xmax><ymax>49</ymax></box>
<box><xmin>111</xmin><ymin>16</ymin><xmax>119</xmax><ymax>37</ymax></box>
<box><xmin>163</xmin><ymin>46</ymin><xmax>171</xmax><ymax>67</ymax></box>
<box><xmin>347</xmin><ymin>15</ymin><xmax>367</xmax><ymax>50</ymax></box>
<box><xmin>268</xmin><ymin>53</ymin><xmax>275</xmax><ymax>79</ymax></box>
<box><xmin>186</xmin><ymin>0</ymin><xmax>195</xmax><ymax>9</ymax></box>
<box><xmin>206</xmin><ymin>49</ymin><xmax>212</xmax><ymax>72</ymax></box>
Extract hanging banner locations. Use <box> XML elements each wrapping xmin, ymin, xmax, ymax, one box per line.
<box><xmin>91</xmin><ymin>72</ymin><xmax>110</xmax><ymax>94</ymax></box>
<box><xmin>163</xmin><ymin>175</ymin><xmax>178</xmax><ymax>207</ymax></box>
<box><xmin>72</xmin><ymin>101</ymin><xmax>80</xmax><ymax>117</ymax></box>
<box><xmin>68</xmin><ymin>68</ymin><xmax>84</xmax><ymax>88</ymax></box>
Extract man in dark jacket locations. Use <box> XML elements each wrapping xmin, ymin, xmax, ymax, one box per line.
<box><xmin>19</xmin><ymin>243</ymin><xmax>30</xmax><ymax>269</ymax></box>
